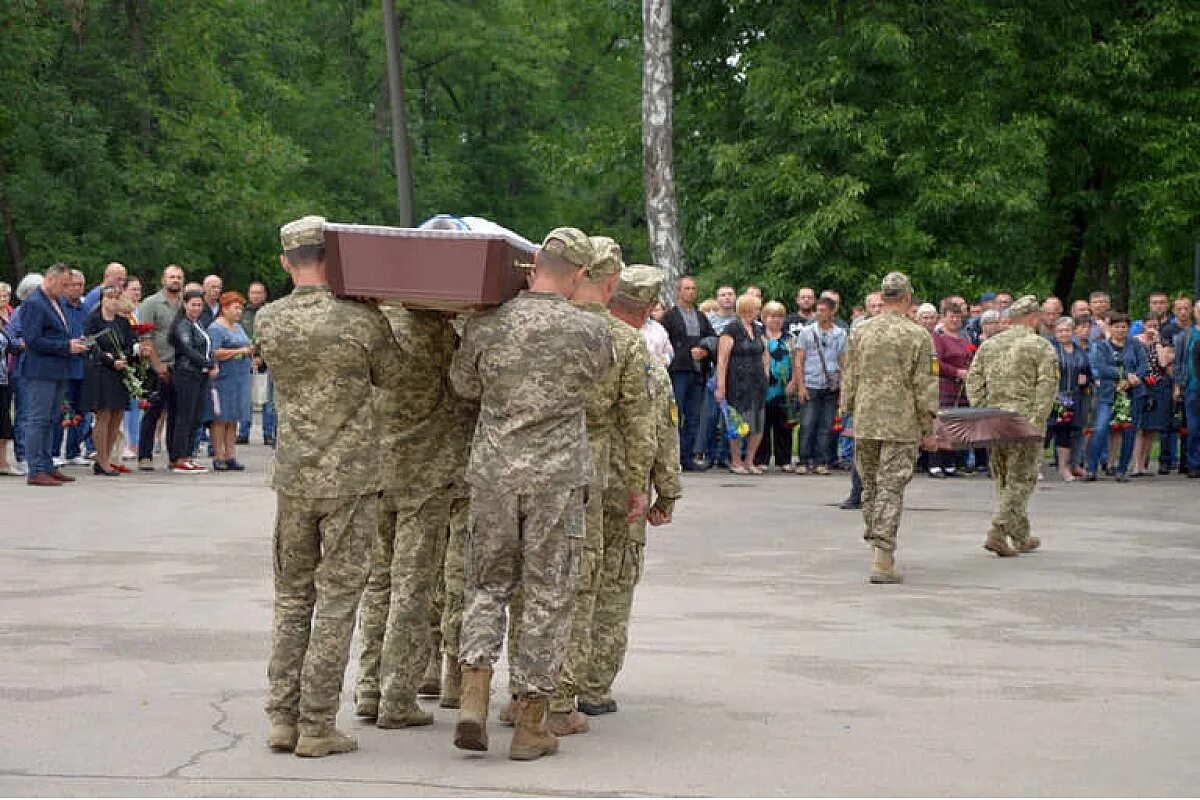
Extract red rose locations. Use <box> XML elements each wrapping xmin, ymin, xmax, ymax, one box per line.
<box><xmin>138</xmin><ymin>399</ymin><xmax>150</xmax><ymax>410</ymax></box>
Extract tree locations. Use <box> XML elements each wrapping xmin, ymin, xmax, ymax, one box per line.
<box><xmin>643</xmin><ymin>0</ymin><xmax>685</xmax><ymax>301</ymax></box>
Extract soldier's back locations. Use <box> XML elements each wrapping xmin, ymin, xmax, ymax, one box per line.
<box><xmin>849</xmin><ymin>312</ymin><xmax>935</xmax><ymax>442</ymax></box>
<box><xmin>972</xmin><ymin>326</ymin><xmax>1058</xmax><ymax>421</ymax></box>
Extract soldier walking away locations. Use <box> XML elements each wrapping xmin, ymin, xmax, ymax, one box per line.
<box><xmin>256</xmin><ymin>216</ymin><xmax>410</xmax><ymax>758</ymax></box>
<box><xmin>966</xmin><ymin>295</ymin><xmax>1059</xmax><ymax>556</ymax></box>
<box><xmin>449</xmin><ymin>228</ymin><xmax>613</xmax><ymax>761</ymax></box>
<box><xmin>841</xmin><ymin>272</ymin><xmax>939</xmax><ymax>584</ymax></box>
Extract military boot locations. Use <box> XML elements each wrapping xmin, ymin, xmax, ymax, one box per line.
<box><xmin>376</xmin><ymin>703</ymin><xmax>434</xmax><ymax>729</ymax></box>
<box><xmin>355</xmin><ymin>693</ymin><xmax>379</xmax><ymax>719</ymax></box>
<box><xmin>1015</xmin><ymin>535</ymin><xmax>1041</xmax><ymax>553</ymax></box>
<box><xmin>418</xmin><ymin>649</ymin><xmax>441</xmax><ymax>698</ymax></box>
<box><xmin>546</xmin><ymin>709</ymin><xmax>590</xmax><ymax>736</ymax></box>
<box><xmin>869</xmin><ymin>547</ymin><xmax>902</xmax><ymax>584</ymax></box>
<box><xmin>293</xmin><ymin>727</ymin><xmax>358</xmax><ymax>758</ymax></box>
<box><xmin>509</xmin><ymin>696</ymin><xmax>559</xmax><ymax>761</ymax></box>
<box><xmin>440</xmin><ymin>655</ymin><xmax>462</xmax><ymax>709</ymax></box>
<box><xmin>453</xmin><ymin>664</ymin><xmax>492</xmax><ymax>752</ymax></box>
<box><xmin>498</xmin><ymin>698</ymin><xmax>516</xmax><ymax>727</ymax></box>
<box><xmin>983</xmin><ymin>534</ymin><xmax>1018</xmax><ymax>557</ymax></box>
<box><xmin>267</xmin><ymin>722</ymin><xmax>297</xmax><ymax>753</ymax></box>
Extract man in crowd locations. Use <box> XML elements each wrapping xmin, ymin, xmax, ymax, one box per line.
<box><xmin>840</xmin><ymin>290</ymin><xmax>885</xmax><ymax>510</ymax></box>
<box><xmin>1089</xmin><ymin>291</ymin><xmax>1112</xmax><ymax>340</ymax></box>
<box><xmin>239</xmin><ymin>281</ymin><xmax>276</xmax><ymax>446</ymax></box>
<box><xmin>449</xmin><ymin>227</ymin><xmax>613</xmax><ymax>761</ymax></box>
<box><xmin>700</xmin><ymin>284</ymin><xmax>739</xmax><ymax>468</ymax></box>
<box><xmin>661</xmin><ymin>276</ymin><xmax>716</xmax><ymax>471</ymax></box>
<box><xmin>258</xmin><ymin>215</ymin><xmax>411</xmax><ymax>758</ymax></box>
<box><xmin>1039</xmin><ymin>296</ymin><xmax>1063</xmax><ymax>338</ymax></box>
<box><xmin>821</xmin><ymin>289</ymin><xmax>848</xmax><ymax>329</ymax></box>
<box><xmin>840</xmin><ymin>272</ymin><xmax>938</xmax><ymax>583</ymax></box>
<box><xmin>790</xmin><ymin>296</ymin><xmax>845</xmax><ymax>474</ymax></box>
<box><xmin>18</xmin><ymin>263</ymin><xmax>90</xmax><ymax>486</ymax></box>
<box><xmin>1131</xmin><ymin>291</ymin><xmax>1170</xmax><ymax>335</ymax></box>
<box><xmin>966</xmin><ymin>296</ymin><xmax>1059</xmax><ymax>556</ymax></box>
<box><xmin>198</xmin><ymin>274</ymin><xmax>223</xmax><ymax>328</ymax></box>
<box><xmin>707</xmin><ymin>285</ymin><xmax>738</xmax><ymax>333</ymax></box>
<box><xmin>83</xmin><ymin>262</ymin><xmax>127</xmax><ymax>311</ymax></box>
<box><xmin>1175</xmin><ymin>298</ymin><xmax>1200</xmax><ymax>478</ymax></box>
<box><xmin>50</xmin><ymin>269</ymin><xmax>92</xmax><ymax>466</ymax></box>
<box><xmin>579</xmin><ymin>263</ymin><xmax>681</xmax><ymax>717</ymax></box>
<box><xmin>137</xmin><ymin>264</ymin><xmax>185</xmax><ymax>470</ymax></box>
<box><xmin>784</xmin><ymin>286</ymin><xmax>817</xmax><ymax>340</ymax></box>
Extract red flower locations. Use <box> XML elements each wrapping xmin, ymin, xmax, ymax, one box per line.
<box><xmin>138</xmin><ymin>399</ymin><xmax>150</xmax><ymax>410</ymax></box>
<box><xmin>831</xmin><ymin>415</ymin><xmax>844</xmax><ymax>434</ymax></box>
<box><xmin>132</xmin><ymin>322</ymin><xmax>156</xmax><ymax>336</ymax></box>
<box><xmin>966</xmin><ymin>344</ymin><xmax>978</xmax><ymax>354</ymax></box>
<box><xmin>60</xmin><ymin>420</ymin><xmax>70</xmax><ymax>429</ymax></box>
<box><xmin>1145</xmin><ymin>375</ymin><xmax>1158</xmax><ymax>386</ymax></box>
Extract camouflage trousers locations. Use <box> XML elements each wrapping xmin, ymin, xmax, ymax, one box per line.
<box><xmin>354</xmin><ymin>489</ymin><xmax>449</xmax><ymax>714</ymax></box>
<box><xmin>581</xmin><ymin>487</ymin><xmax>645</xmax><ymax>706</ymax></box>
<box><xmin>438</xmin><ymin>497</ymin><xmax>470</xmax><ymax>662</ymax></box>
<box><xmin>855</xmin><ymin>439</ymin><xmax>918</xmax><ymax>553</ymax></box>
<box><xmin>549</xmin><ymin>481</ymin><xmax>606</xmax><ymax>713</ymax></box>
<box><xmin>988</xmin><ymin>441</ymin><xmax>1041</xmax><ymax>546</ymax></box>
<box><xmin>266</xmin><ymin>491</ymin><xmax>377</xmax><ymax>736</ymax></box>
<box><xmin>460</xmin><ymin>487</ymin><xmax>584</xmax><ymax>697</ymax></box>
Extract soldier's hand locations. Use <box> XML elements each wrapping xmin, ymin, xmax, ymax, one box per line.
<box><xmin>648</xmin><ymin>507</ymin><xmax>672</xmax><ymax>526</ymax></box>
<box><xmin>626</xmin><ymin>492</ymin><xmax>649</xmax><ymax>523</ymax></box>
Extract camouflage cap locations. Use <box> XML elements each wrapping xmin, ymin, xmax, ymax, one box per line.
<box><xmin>586</xmin><ymin>236</ymin><xmax>624</xmax><ymax>278</ymax></box>
<box><xmin>280</xmin><ymin>215</ymin><xmax>326</xmax><ymax>251</ymax></box>
<box><xmin>617</xmin><ymin>264</ymin><xmax>664</xmax><ymax>304</ymax></box>
<box><xmin>1008</xmin><ymin>294</ymin><xmax>1040</xmax><ymax>318</ymax></box>
<box><xmin>881</xmin><ymin>271</ymin><xmax>912</xmax><ymax>298</ymax></box>
<box><xmin>540</xmin><ymin>227</ymin><xmax>593</xmax><ymax>267</ymax></box>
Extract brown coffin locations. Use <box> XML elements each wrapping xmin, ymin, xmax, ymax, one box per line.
<box><xmin>324</xmin><ymin>223</ymin><xmax>537</xmax><ymax>309</ymax></box>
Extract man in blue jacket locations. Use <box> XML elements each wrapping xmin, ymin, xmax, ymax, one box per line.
<box><xmin>17</xmin><ymin>263</ymin><xmax>90</xmax><ymax>486</ymax></box>
<box><xmin>51</xmin><ymin>269</ymin><xmax>93</xmax><ymax>465</ymax></box>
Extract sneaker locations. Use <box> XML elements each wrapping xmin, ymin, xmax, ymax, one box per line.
<box><xmin>11</xmin><ymin>460</ymin><xmax>27</xmax><ymax>476</ymax></box>
<box><xmin>138</xmin><ymin>458</ymin><xmax>155</xmax><ymax>472</ymax></box>
<box><xmin>70</xmin><ymin>455</ymin><xmax>92</xmax><ymax>466</ymax></box>
<box><xmin>943</xmin><ymin>466</ymin><xmax>958</xmax><ymax>476</ymax></box>
<box><xmin>186</xmin><ymin>460</ymin><xmax>209</xmax><ymax>473</ymax></box>
<box><xmin>780</xmin><ymin>464</ymin><xmax>795</xmax><ymax>473</ymax></box>
<box><xmin>928</xmin><ymin>466</ymin><xmax>945</xmax><ymax>478</ymax></box>
<box><xmin>121</xmin><ymin>447</ymin><xmax>137</xmax><ymax>460</ymax></box>
<box><xmin>814</xmin><ymin>465</ymin><xmax>830</xmax><ymax>476</ymax></box>
<box><xmin>171</xmin><ymin>461</ymin><xmax>206</xmax><ymax>474</ymax></box>
<box><xmin>52</xmin><ymin>456</ymin><xmax>66</xmax><ymax>467</ymax></box>
<box><xmin>794</xmin><ymin>465</ymin><xmax>809</xmax><ymax>475</ymax></box>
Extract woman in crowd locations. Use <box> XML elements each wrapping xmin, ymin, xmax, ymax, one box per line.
<box><xmin>207</xmin><ymin>291</ymin><xmax>254</xmax><ymax>471</ymax></box>
<box><xmin>83</xmin><ymin>286</ymin><xmax>137</xmax><ymax>476</ymax></box>
<box><xmin>754</xmin><ymin>301</ymin><xmax>794</xmax><ymax>471</ymax></box>
<box><xmin>168</xmin><ymin>289</ymin><xmax>217</xmax><ymax>474</ymax></box>
<box><xmin>0</xmin><ymin>284</ymin><xmax>17</xmax><ymax>476</ymax></box>
<box><xmin>1131</xmin><ymin>316</ymin><xmax>1174</xmax><ymax>476</ymax></box>
<box><xmin>1086</xmin><ymin>312</ymin><xmax>1148</xmax><ymax>482</ymax></box>
<box><xmin>1048</xmin><ymin>316</ymin><xmax>1091</xmax><ymax>482</ymax></box>
<box><xmin>120</xmin><ymin>276</ymin><xmax>143</xmax><ymax>461</ymax></box>
<box><xmin>916</xmin><ymin>303</ymin><xmax>939</xmax><ymax>334</ymax></box>
<box><xmin>715</xmin><ymin>293</ymin><xmax>768</xmax><ymax>474</ymax></box>
<box><xmin>929</xmin><ymin>302</ymin><xmax>973</xmax><ymax>477</ymax></box>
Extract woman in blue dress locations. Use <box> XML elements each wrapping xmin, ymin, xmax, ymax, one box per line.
<box><xmin>206</xmin><ymin>292</ymin><xmax>255</xmax><ymax>471</ymax></box>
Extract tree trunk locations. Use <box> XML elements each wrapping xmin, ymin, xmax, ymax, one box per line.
<box><xmin>382</xmin><ymin>0</ymin><xmax>414</xmax><ymax>226</ymax></box>
<box><xmin>0</xmin><ymin>153</ymin><xmax>24</xmax><ymax>286</ymax></box>
<box><xmin>1053</xmin><ymin>208</ymin><xmax>1086</xmax><ymax>303</ymax></box>
<box><xmin>1113</xmin><ymin>251</ymin><xmax>1130</xmax><ymax>312</ymax></box>
<box><xmin>642</xmin><ymin>0</ymin><xmax>685</xmax><ymax>304</ymax></box>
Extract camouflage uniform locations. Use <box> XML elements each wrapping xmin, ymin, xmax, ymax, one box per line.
<box><xmin>354</xmin><ymin>307</ymin><xmax>460</xmax><ymax>720</ymax></box>
<box><xmin>841</xmin><ymin>283</ymin><xmax>938</xmax><ymax>555</ymax></box>
<box><xmin>258</xmin><ymin>236</ymin><xmax>411</xmax><ymax>737</ymax></box>
<box><xmin>584</xmin><ymin>349</ymin><xmax>681</xmax><ymax>707</ymax></box>
<box><xmin>965</xmin><ymin>300</ymin><xmax>1059</xmax><ymax>547</ymax></box>
<box><xmin>450</xmin><ymin>287</ymin><xmax>614</xmax><ymax>697</ymax></box>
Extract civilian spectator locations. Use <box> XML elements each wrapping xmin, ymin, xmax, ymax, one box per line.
<box><xmin>995</xmin><ymin>291</ymin><xmax>1014</xmax><ymax>310</ymax></box>
<box><xmin>641</xmin><ymin>315</ymin><xmax>674</xmax><ymax>368</ymax></box>
<box><xmin>1131</xmin><ymin>317</ymin><xmax>1173</xmax><ymax>476</ymax></box>
<box><xmin>1131</xmin><ymin>291</ymin><xmax>1170</xmax><ymax>336</ymax></box>
<box><xmin>1070</xmin><ymin>299</ymin><xmax>1091</xmax><ymax>319</ymax></box>
<box><xmin>83</xmin><ymin>262</ymin><xmax>127</xmax><ymax>311</ymax></box>
<box><xmin>1070</xmin><ymin>314</ymin><xmax>1094</xmax><ymax>474</ymax></box>
<box><xmin>715</xmin><ymin>293</ymin><xmax>768</xmax><ymax>474</ymax></box>
<box><xmin>120</xmin><ymin>276</ymin><xmax>144</xmax><ymax>460</ymax></box>
<box><xmin>1086</xmin><ymin>312</ymin><xmax>1147</xmax><ymax>482</ymax></box>
<box><xmin>7</xmin><ymin>273</ymin><xmax>45</xmax><ymax>474</ymax></box>
<box><xmin>790</xmin><ymin>296</ymin><xmax>845</xmax><ymax>475</ymax></box>
<box><xmin>650</xmin><ymin>301</ymin><xmax>666</xmax><ymax>323</ymax></box>
<box><xmin>1089</xmin><ymin>291</ymin><xmax>1112</xmax><ymax>340</ymax></box>
<box><xmin>754</xmin><ymin>301</ymin><xmax>794</xmax><ymax>471</ymax></box>
<box><xmin>784</xmin><ymin>287</ymin><xmax>817</xmax><ymax>340</ymax></box>
<box><xmin>820</xmin><ymin>289</ymin><xmax>848</xmax><ymax>329</ymax></box>
<box><xmin>1176</xmin><ymin>299</ymin><xmax>1200</xmax><ymax>477</ymax></box>
<box><xmin>1048</xmin><ymin>317</ymin><xmax>1090</xmax><ymax>482</ymax></box>
<box><xmin>18</xmin><ymin>263</ymin><xmax>89</xmax><ymax>486</ymax></box>
<box><xmin>1159</xmin><ymin>296</ymin><xmax>1193</xmax><ymax>473</ymax></box>
<box><xmin>137</xmin><ymin>265</ymin><xmax>184</xmax><ymax>470</ymax></box>
<box><xmin>83</xmin><ymin>286</ymin><xmax>137</xmax><ymax>476</ymax></box>
<box><xmin>51</xmin><ymin>269</ymin><xmax>92</xmax><ymax>466</ymax></box>
<box><xmin>238</xmin><ymin>281</ymin><xmax>276</xmax><ymax>446</ymax></box>
<box><xmin>708</xmin><ymin>286</ymin><xmax>738</xmax><ymax>334</ymax></box>
<box><xmin>929</xmin><ymin>301</ymin><xmax>973</xmax><ymax>477</ymax></box>
<box><xmin>916</xmin><ymin>303</ymin><xmax>938</xmax><ymax>333</ymax></box>
<box><xmin>208</xmin><ymin>291</ymin><xmax>254</xmax><ymax>471</ymax></box>
<box><xmin>663</xmin><ymin>276</ymin><xmax>717</xmax><ymax>471</ymax></box>
<box><xmin>0</xmin><ymin>299</ymin><xmax>15</xmax><ymax>476</ymax></box>
<box><xmin>167</xmin><ymin>289</ymin><xmax>217</xmax><ymax>473</ymax></box>
<box><xmin>197</xmin><ymin>274</ymin><xmax>223</xmax><ymax>328</ymax></box>
<box><xmin>980</xmin><ymin>308</ymin><xmax>1002</xmax><ymax>341</ymax></box>
<box><xmin>1039</xmin><ymin>297</ymin><xmax>1063</xmax><ymax>338</ymax></box>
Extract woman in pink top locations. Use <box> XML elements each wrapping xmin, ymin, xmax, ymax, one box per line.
<box><xmin>929</xmin><ymin>301</ymin><xmax>974</xmax><ymax>477</ymax></box>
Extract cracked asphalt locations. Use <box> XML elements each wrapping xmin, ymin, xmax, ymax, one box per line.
<box><xmin>2</xmin><ymin>439</ymin><xmax>1198</xmax><ymax>796</ymax></box>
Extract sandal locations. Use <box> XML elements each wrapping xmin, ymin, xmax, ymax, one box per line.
<box><xmin>729</xmin><ymin>465</ymin><xmax>750</xmax><ymax>475</ymax></box>
<box><xmin>750</xmin><ymin>465</ymin><xmax>765</xmax><ymax>475</ymax></box>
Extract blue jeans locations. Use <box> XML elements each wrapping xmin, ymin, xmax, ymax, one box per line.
<box><xmin>1186</xmin><ymin>388</ymin><xmax>1200</xmax><ymax>470</ymax></box>
<box><xmin>24</xmin><ymin>378</ymin><xmax>65</xmax><ymax>477</ymax></box>
<box><xmin>238</xmin><ymin>373</ymin><xmax>276</xmax><ymax>440</ymax></box>
<box><xmin>798</xmin><ymin>388</ymin><xmax>837</xmax><ymax>466</ymax></box>
<box><xmin>1088</xmin><ymin>401</ymin><xmax>1135</xmax><ymax>475</ymax></box>
<box><xmin>671</xmin><ymin>371</ymin><xmax>707</xmax><ymax>468</ymax></box>
<box><xmin>124</xmin><ymin>398</ymin><xmax>141</xmax><ymax>448</ymax></box>
<box><xmin>12</xmin><ymin>373</ymin><xmax>26</xmax><ymax>461</ymax></box>
<box><xmin>50</xmin><ymin>378</ymin><xmax>91</xmax><ymax>458</ymax></box>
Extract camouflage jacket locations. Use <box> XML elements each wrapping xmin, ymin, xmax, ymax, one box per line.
<box><xmin>841</xmin><ymin>311</ymin><xmax>939</xmax><ymax>442</ymax></box>
<box><xmin>648</xmin><ymin>360</ymin><xmax>682</xmax><ymax>517</ymax></box>
<box><xmin>255</xmin><ymin>286</ymin><xmax>410</xmax><ymax>498</ymax></box>
<box><xmin>966</xmin><ymin>324</ymin><xmax>1060</xmax><ymax>425</ymax></box>
<box><xmin>450</xmin><ymin>291</ymin><xmax>614</xmax><ymax>492</ymax></box>
<box><xmin>574</xmin><ymin>302</ymin><xmax>655</xmax><ymax>493</ymax></box>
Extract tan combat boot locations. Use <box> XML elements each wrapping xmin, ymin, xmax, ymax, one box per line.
<box><xmin>869</xmin><ymin>547</ymin><xmax>902</xmax><ymax>584</ymax></box>
<box><xmin>983</xmin><ymin>534</ymin><xmax>1018</xmax><ymax>557</ymax></box>
<box><xmin>440</xmin><ymin>655</ymin><xmax>462</xmax><ymax>709</ymax></box>
<box><xmin>267</xmin><ymin>722</ymin><xmax>297</xmax><ymax>752</ymax></box>
<box><xmin>509</xmin><ymin>696</ymin><xmax>559</xmax><ymax>761</ymax></box>
<box><xmin>376</xmin><ymin>703</ymin><xmax>434</xmax><ymax>729</ymax></box>
<box><xmin>418</xmin><ymin>648</ymin><xmax>441</xmax><ymax>698</ymax></box>
<box><xmin>1015</xmin><ymin>535</ymin><xmax>1041</xmax><ymax>553</ymax></box>
<box><xmin>293</xmin><ymin>727</ymin><xmax>358</xmax><ymax>758</ymax></box>
<box><xmin>453</xmin><ymin>664</ymin><xmax>492</xmax><ymax>752</ymax></box>
<box><xmin>546</xmin><ymin>709</ymin><xmax>590</xmax><ymax>736</ymax></box>
<box><xmin>355</xmin><ymin>692</ymin><xmax>379</xmax><ymax>719</ymax></box>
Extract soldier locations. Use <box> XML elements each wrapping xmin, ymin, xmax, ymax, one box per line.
<box><xmin>966</xmin><ymin>295</ymin><xmax>1059</xmax><ymax>556</ymax></box>
<box><xmin>541</xmin><ymin>237</ymin><xmax>653</xmax><ymax>737</ymax></box>
<box><xmin>257</xmin><ymin>216</ymin><xmax>416</xmax><ymax>758</ymax></box>
<box><xmin>841</xmin><ymin>272</ymin><xmax>939</xmax><ymax>584</ymax></box>
<box><xmin>580</xmin><ymin>264</ymin><xmax>682</xmax><ymax>715</ymax></box>
<box><xmin>353</xmin><ymin>306</ymin><xmax>459</xmax><ymax>728</ymax></box>
<box><xmin>449</xmin><ymin>227</ymin><xmax>614</xmax><ymax>761</ymax></box>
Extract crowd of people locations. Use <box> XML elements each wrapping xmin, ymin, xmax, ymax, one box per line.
<box><xmin>658</xmin><ymin>280</ymin><xmax>1200</xmax><ymax>487</ymax></box>
<box><xmin>0</xmin><ymin>263</ymin><xmax>277</xmax><ymax>484</ymax></box>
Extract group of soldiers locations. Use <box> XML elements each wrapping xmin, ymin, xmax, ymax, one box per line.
<box><xmin>255</xmin><ymin>217</ymin><xmax>681</xmax><ymax>760</ymax></box>
<box><xmin>843</xmin><ymin>272</ymin><xmax>1058</xmax><ymax>583</ymax></box>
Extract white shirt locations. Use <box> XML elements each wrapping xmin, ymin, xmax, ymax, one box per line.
<box><xmin>641</xmin><ymin>318</ymin><xmax>674</xmax><ymax>367</ymax></box>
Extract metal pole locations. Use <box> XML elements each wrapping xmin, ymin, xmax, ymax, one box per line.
<box><xmin>382</xmin><ymin>0</ymin><xmax>413</xmax><ymax>226</ymax></box>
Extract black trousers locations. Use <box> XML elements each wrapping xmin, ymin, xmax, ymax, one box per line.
<box><xmin>168</xmin><ymin>372</ymin><xmax>208</xmax><ymax>463</ymax></box>
<box><xmin>755</xmin><ymin>403</ymin><xmax>793</xmax><ymax>466</ymax></box>
<box><xmin>138</xmin><ymin>370</ymin><xmax>174</xmax><ymax>461</ymax></box>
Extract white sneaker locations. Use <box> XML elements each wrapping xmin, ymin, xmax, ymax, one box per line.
<box><xmin>52</xmin><ymin>456</ymin><xmax>66</xmax><ymax>467</ymax></box>
<box><xmin>11</xmin><ymin>461</ymin><xmax>27</xmax><ymax>476</ymax></box>
<box><xmin>122</xmin><ymin>447</ymin><xmax>137</xmax><ymax>460</ymax></box>
<box><xmin>70</xmin><ymin>455</ymin><xmax>93</xmax><ymax>466</ymax></box>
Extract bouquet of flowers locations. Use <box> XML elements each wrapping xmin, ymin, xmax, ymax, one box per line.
<box><xmin>1111</xmin><ymin>382</ymin><xmax>1133</xmax><ymax>431</ymax></box>
<box><xmin>718</xmin><ymin>398</ymin><xmax>750</xmax><ymax>440</ymax></box>
<box><xmin>1051</xmin><ymin>392</ymin><xmax>1075</xmax><ymax>426</ymax></box>
<box><xmin>102</xmin><ymin>328</ymin><xmax>147</xmax><ymax>401</ymax></box>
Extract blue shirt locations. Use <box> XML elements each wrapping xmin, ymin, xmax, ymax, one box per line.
<box><xmin>792</xmin><ymin>322</ymin><xmax>846</xmax><ymax>390</ymax></box>
<box><xmin>60</xmin><ymin>298</ymin><xmax>89</xmax><ymax>380</ymax></box>
<box><xmin>206</xmin><ymin>321</ymin><xmax>253</xmax><ymax>384</ymax></box>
